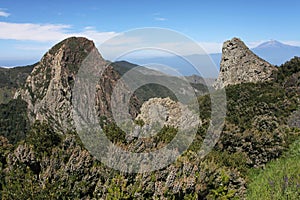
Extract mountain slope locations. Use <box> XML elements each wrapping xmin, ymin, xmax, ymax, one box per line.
<box><xmin>1</xmin><ymin>56</ymin><xmax>300</xmax><ymax>199</ymax></box>
<box><xmin>1</xmin><ymin>36</ymin><xmax>300</xmax><ymax>199</ymax></box>
<box><xmin>0</xmin><ymin>65</ymin><xmax>34</xmax><ymax>104</ymax></box>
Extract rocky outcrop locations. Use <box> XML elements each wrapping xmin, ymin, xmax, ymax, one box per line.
<box><xmin>136</xmin><ymin>97</ymin><xmax>200</xmax><ymax>131</ymax></box>
<box><xmin>15</xmin><ymin>37</ymin><xmax>95</xmax><ymax>133</ymax></box>
<box><xmin>214</xmin><ymin>38</ymin><xmax>277</xmax><ymax>89</ymax></box>
<box><xmin>14</xmin><ymin>37</ymin><xmax>140</xmax><ymax>133</ymax></box>
<box><xmin>95</xmin><ymin>65</ymin><xmax>141</xmax><ymax>121</ymax></box>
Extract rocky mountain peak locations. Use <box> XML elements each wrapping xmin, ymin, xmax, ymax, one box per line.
<box><xmin>214</xmin><ymin>37</ymin><xmax>277</xmax><ymax>89</ymax></box>
<box><xmin>14</xmin><ymin>37</ymin><xmax>102</xmax><ymax>132</ymax></box>
<box><xmin>15</xmin><ymin>37</ymin><xmax>141</xmax><ymax>133</ymax></box>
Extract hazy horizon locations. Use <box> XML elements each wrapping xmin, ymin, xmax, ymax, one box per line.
<box><xmin>1</xmin><ymin>0</ymin><xmax>300</xmax><ymax>77</ymax></box>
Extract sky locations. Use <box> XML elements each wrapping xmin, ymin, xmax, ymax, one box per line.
<box><xmin>1</xmin><ymin>0</ymin><xmax>300</xmax><ymax>66</ymax></box>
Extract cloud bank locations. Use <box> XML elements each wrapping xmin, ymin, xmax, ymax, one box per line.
<box><xmin>0</xmin><ymin>10</ymin><xmax>10</xmax><ymax>17</ymax></box>
<box><xmin>0</xmin><ymin>22</ymin><xmax>117</xmax><ymax>42</ymax></box>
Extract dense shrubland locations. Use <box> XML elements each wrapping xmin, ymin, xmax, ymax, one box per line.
<box><xmin>1</xmin><ymin>57</ymin><xmax>300</xmax><ymax>199</ymax></box>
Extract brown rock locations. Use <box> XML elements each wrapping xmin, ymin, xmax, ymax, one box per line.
<box><xmin>214</xmin><ymin>38</ymin><xmax>277</xmax><ymax>89</ymax></box>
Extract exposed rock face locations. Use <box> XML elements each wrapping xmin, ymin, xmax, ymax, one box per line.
<box><xmin>214</xmin><ymin>38</ymin><xmax>277</xmax><ymax>89</ymax></box>
<box><xmin>15</xmin><ymin>37</ymin><xmax>95</xmax><ymax>132</ymax></box>
<box><xmin>136</xmin><ymin>97</ymin><xmax>200</xmax><ymax>130</ymax></box>
<box><xmin>15</xmin><ymin>37</ymin><xmax>140</xmax><ymax>133</ymax></box>
<box><xmin>95</xmin><ymin>65</ymin><xmax>141</xmax><ymax>121</ymax></box>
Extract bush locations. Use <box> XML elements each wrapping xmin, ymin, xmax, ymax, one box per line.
<box><xmin>0</xmin><ymin>99</ymin><xmax>29</xmax><ymax>144</ymax></box>
<box><xmin>26</xmin><ymin>121</ymin><xmax>61</xmax><ymax>155</ymax></box>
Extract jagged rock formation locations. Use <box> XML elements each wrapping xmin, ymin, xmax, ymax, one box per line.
<box><xmin>214</xmin><ymin>38</ymin><xmax>277</xmax><ymax>89</ymax></box>
<box><xmin>14</xmin><ymin>37</ymin><xmax>140</xmax><ymax>133</ymax></box>
<box><xmin>136</xmin><ymin>97</ymin><xmax>200</xmax><ymax>130</ymax></box>
<box><xmin>15</xmin><ymin>37</ymin><xmax>95</xmax><ymax>132</ymax></box>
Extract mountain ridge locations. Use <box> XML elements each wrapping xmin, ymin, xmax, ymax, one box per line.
<box><xmin>12</xmin><ymin>37</ymin><xmax>209</xmax><ymax>133</ymax></box>
<box><xmin>0</xmin><ymin>36</ymin><xmax>300</xmax><ymax>199</ymax></box>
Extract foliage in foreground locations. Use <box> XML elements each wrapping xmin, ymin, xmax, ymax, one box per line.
<box><xmin>1</xmin><ymin>57</ymin><xmax>300</xmax><ymax>199</ymax></box>
<box><xmin>247</xmin><ymin>139</ymin><xmax>300</xmax><ymax>199</ymax></box>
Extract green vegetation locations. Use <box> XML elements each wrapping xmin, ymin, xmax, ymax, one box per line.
<box><xmin>247</xmin><ymin>139</ymin><xmax>300</xmax><ymax>199</ymax></box>
<box><xmin>25</xmin><ymin>121</ymin><xmax>61</xmax><ymax>156</ymax></box>
<box><xmin>275</xmin><ymin>56</ymin><xmax>300</xmax><ymax>82</ymax></box>
<box><xmin>0</xmin><ymin>65</ymin><xmax>34</xmax><ymax>89</ymax></box>
<box><xmin>0</xmin><ymin>65</ymin><xmax>34</xmax><ymax>104</ymax></box>
<box><xmin>112</xmin><ymin>61</ymin><xmax>209</xmax><ymax>107</ymax></box>
<box><xmin>1</xmin><ymin>57</ymin><xmax>300</xmax><ymax>199</ymax></box>
<box><xmin>103</xmin><ymin>122</ymin><xmax>127</xmax><ymax>144</ymax></box>
<box><xmin>0</xmin><ymin>87</ymin><xmax>14</xmax><ymax>105</ymax></box>
<box><xmin>0</xmin><ymin>99</ymin><xmax>29</xmax><ymax>144</ymax></box>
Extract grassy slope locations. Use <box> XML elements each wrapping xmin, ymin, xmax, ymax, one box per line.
<box><xmin>247</xmin><ymin>139</ymin><xmax>300</xmax><ymax>199</ymax></box>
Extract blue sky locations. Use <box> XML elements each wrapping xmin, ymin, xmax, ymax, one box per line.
<box><xmin>1</xmin><ymin>0</ymin><xmax>300</xmax><ymax>66</ymax></box>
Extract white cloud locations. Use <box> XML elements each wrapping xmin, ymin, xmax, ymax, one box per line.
<box><xmin>0</xmin><ymin>22</ymin><xmax>223</xmax><ymax>56</ymax></box>
<box><xmin>14</xmin><ymin>44</ymin><xmax>51</xmax><ymax>51</ymax></box>
<box><xmin>154</xmin><ymin>17</ymin><xmax>167</xmax><ymax>21</ymax></box>
<box><xmin>0</xmin><ymin>22</ymin><xmax>122</xmax><ymax>61</ymax></box>
<box><xmin>0</xmin><ymin>22</ymin><xmax>117</xmax><ymax>43</ymax></box>
<box><xmin>246</xmin><ymin>40</ymin><xmax>266</xmax><ymax>48</ymax></box>
<box><xmin>0</xmin><ymin>22</ymin><xmax>254</xmax><ymax>62</ymax></box>
<box><xmin>0</xmin><ymin>10</ymin><xmax>10</xmax><ymax>17</ymax></box>
<box><xmin>74</xmin><ymin>29</ymin><xmax>118</xmax><ymax>44</ymax></box>
<box><xmin>153</xmin><ymin>12</ymin><xmax>167</xmax><ymax>21</ymax></box>
<box><xmin>198</xmin><ymin>42</ymin><xmax>222</xmax><ymax>54</ymax></box>
<box><xmin>0</xmin><ymin>22</ymin><xmax>71</xmax><ymax>41</ymax></box>
<box><xmin>284</xmin><ymin>41</ymin><xmax>300</xmax><ymax>47</ymax></box>
<box><xmin>100</xmin><ymin>40</ymin><xmax>222</xmax><ymax>61</ymax></box>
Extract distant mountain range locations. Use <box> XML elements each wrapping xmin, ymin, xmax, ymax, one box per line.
<box><xmin>252</xmin><ymin>40</ymin><xmax>300</xmax><ymax>65</ymax></box>
<box><xmin>127</xmin><ymin>40</ymin><xmax>300</xmax><ymax>78</ymax></box>
<box><xmin>1</xmin><ymin>40</ymin><xmax>299</xmax><ymax>78</ymax></box>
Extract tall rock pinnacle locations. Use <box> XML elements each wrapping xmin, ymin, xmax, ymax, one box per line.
<box><xmin>214</xmin><ymin>38</ymin><xmax>277</xmax><ymax>89</ymax></box>
<box><xmin>15</xmin><ymin>37</ymin><xmax>97</xmax><ymax>132</ymax></box>
<box><xmin>15</xmin><ymin>37</ymin><xmax>141</xmax><ymax>133</ymax></box>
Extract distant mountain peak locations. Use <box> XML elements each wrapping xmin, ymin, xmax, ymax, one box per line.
<box><xmin>252</xmin><ymin>39</ymin><xmax>300</xmax><ymax>65</ymax></box>
<box><xmin>255</xmin><ymin>40</ymin><xmax>289</xmax><ymax>49</ymax></box>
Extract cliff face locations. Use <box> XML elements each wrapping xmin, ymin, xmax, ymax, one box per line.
<box><xmin>214</xmin><ymin>38</ymin><xmax>277</xmax><ymax>89</ymax></box>
<box><xmin>15</xmin><ymin>37</ymin><xmax>95</xmax><ymax>132</ymax></box>
<box><xmin>15</xmin><ymin>37</ymin><xmax>140</xmax><ymax>133</ymax></box>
